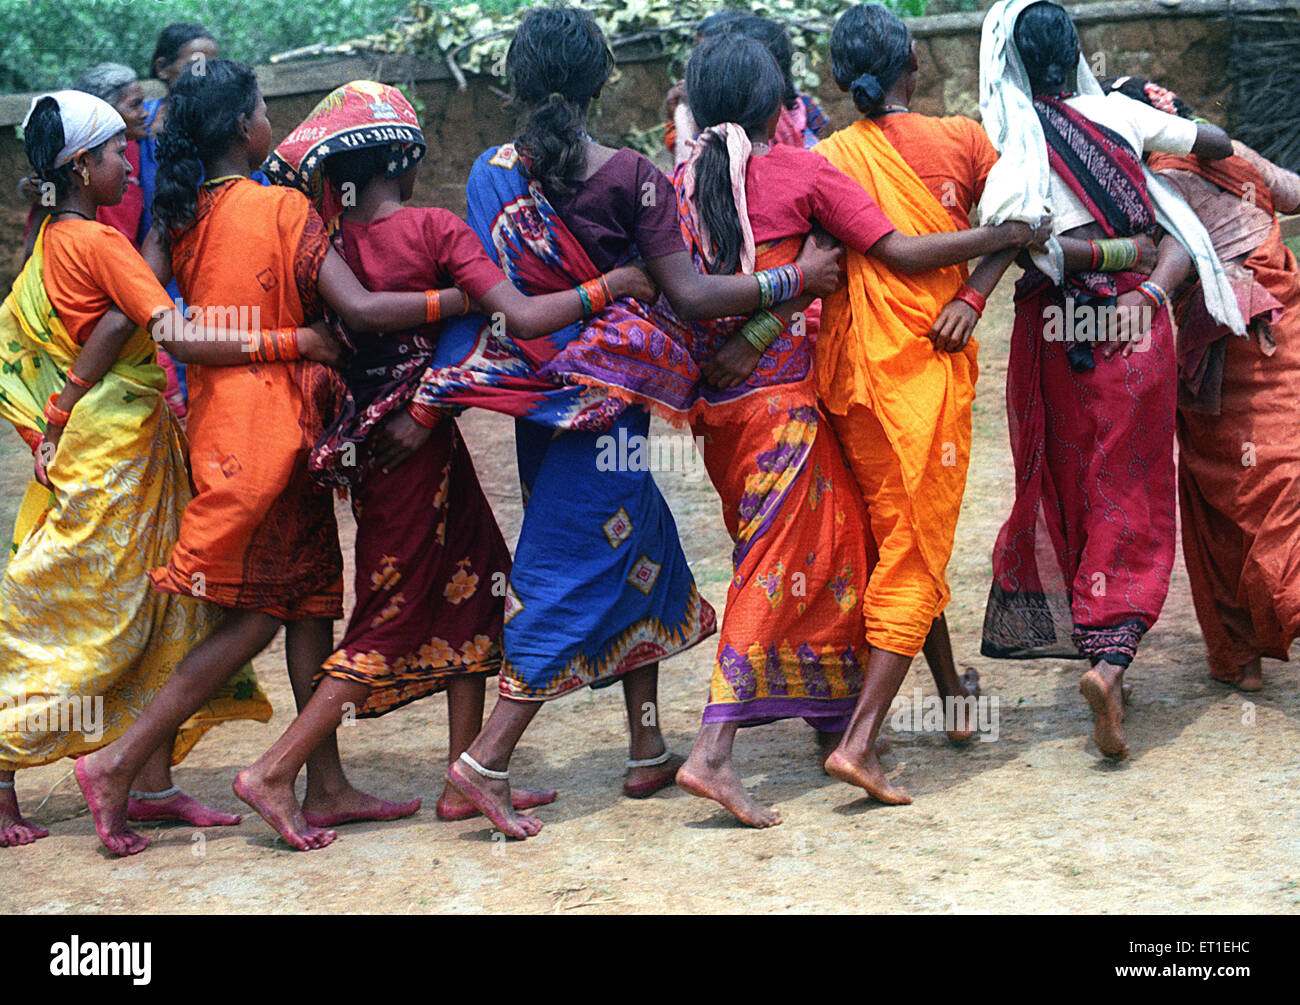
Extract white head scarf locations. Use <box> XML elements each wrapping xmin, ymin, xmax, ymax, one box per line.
<box><xmin>977</xmin><ymin>0</ymin><xmax>1244</xmax><ymax>333</ymax></box>
<box><xmin>22</xmin><ymin>89</ymin><xmax>125</xmax><ymax>169</ymax></box>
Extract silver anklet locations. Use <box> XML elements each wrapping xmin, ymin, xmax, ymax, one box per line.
<box><xmin>128</xmin><ymin>784</ymin><xmax>181</xmax><ymax>801</ymax></box>
<box><xmin>0</xmin><ymin>779</ymin><xmax>14</xmax><ymax>790</ymax></box>
<box><xmin>459</xmin><ymin>752</ymin><xmax>508</xmax><ymax>781</ymax></box>
<box><xmin>627</xmin><ymin>750</ymin><xmax>672</xmax><ymax>769</ymax></box>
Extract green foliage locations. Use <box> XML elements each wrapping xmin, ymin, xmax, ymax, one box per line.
<box><xmin>0</xmin><ymin>0</ymin><xmax>411</xmax><ymax>91</ymax></box>
<box><xmin>358</xmin><ymin>1</ymin><xmax>932</xmax><ymax>92</ymax></box>
<box><xmin>1</xmin><ymin>0</ymin><xmax>938</xmax><ymax>97</ymax></box>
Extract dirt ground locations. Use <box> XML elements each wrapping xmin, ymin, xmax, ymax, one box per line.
<box><xmin>1</xmin><ymin>286</ymin><xmax>1297</xmax><ymax>915</ymax></box>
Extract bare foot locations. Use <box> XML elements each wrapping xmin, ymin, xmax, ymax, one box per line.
<box><xmin>947</xmin><ymin>666</ymin><xmax>982</xmax><ymax>743</ymax></box>
<box><xmin>302</xmin><ymin>786</ymin><xmax>421</xmax><ymax>828</ymax></box>
<box><xmin>128</xmin><ymin>791</ymin><xmax>242</xmax><ymax>827</ymax></box>
<box><xmin>1079</xmin><ymin>666</ymin><xmax>1128</xmax><ymax>760</ymax></box>
<box><xmin>445</xmin><ymin>759</ymin><xmax>542</xmax><ymax>839</ymax></box>
<box><xmin>232</xmin><ymin>769</ymin><xmax>336</xmax><ymax>851</ymax></box>
<box><xmin>435</xmin><ymin>784</ymin><xmax>556</xmax><ymax>822</ymax></box>
<box><xmin>624</xmin><ymin>753</ymin><xmax>685</xmax><ymax>799</ymax></box>
<box><xmin>824</xmin><ymin>748</ymin><xmax>913</xmax><ymax>805</ymax></box>
<box><xmin>0</xmin><ymin>787</ymin><xmax>49</xmax><ymax>847</ymax></box>
<box><xmin>676</xmin><ymin>754</ymin><xmax>781</xmax><ymax>827</ymax></box>
<box><xmin>1236</xmin><ymin>658</ymin><xmax>1263</xmax><ymax>692</ymax></box>
<box><xmin>74</xmin><ymin>756</ymin><xmax>149</xmax><ymax>856</ymax></box>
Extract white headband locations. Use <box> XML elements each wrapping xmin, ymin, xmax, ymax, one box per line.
<box><xmin>22</xmin><ymin>89</ymin><xmax>125</xmax><ymax>169</ymax></box>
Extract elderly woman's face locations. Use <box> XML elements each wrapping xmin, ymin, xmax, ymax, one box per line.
<box><xmin>115</xmin><ymin>82</ymin><xmax>148</xmax><ymax>140</ymax></box>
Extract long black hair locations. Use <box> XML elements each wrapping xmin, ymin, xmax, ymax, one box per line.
<box><xmin>1013</xmin><ymin>1</ymin><xmax>1080</xmax><ymax>96</ymax></box>
<box><xmin>151</xmin><ymin>59</ymin><xmax>259</xmax><ymax>242</ymax></box>
<box><xmin>508</xmin><ymin>5</ymin><xmax>613</xmax><ymax>199</ymax></box>
<box><xmin>686</xmin><ymin>33</ymin><xmax>784</xmax><ymax>275</ymax></box>
<box><xmin>22</xmin><ymin>96</ymin><xmax>104</xmax><ymax>203</ymax></box>
<box><xmin>830</xmin><ymin>3</ymin><xmax>913</xmax><ymax>117</ymax></box>
<box><xmin>150</xmin><ymin>22</ymin><xmax>214</xmax><ymax>79</ymax></box>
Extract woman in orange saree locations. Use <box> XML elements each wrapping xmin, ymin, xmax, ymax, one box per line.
<box><xmin>1114</xmin><ymin>76</ymin><xmax>1300</xmax><ymax>691</ymax></box>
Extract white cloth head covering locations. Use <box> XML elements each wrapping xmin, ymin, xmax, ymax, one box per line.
<box><xmin>976</xmin><ymin>0</ymin><xmax>1244</xmax><ymax>333</ymax></box>
<box><xmin>22</xmin><ymin>89</ymin><xmax>125</xmax><ymax>169</ymax></box>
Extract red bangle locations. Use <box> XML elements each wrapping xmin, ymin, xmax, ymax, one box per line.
<box><xmin>1087</xmin><ymin>240</ymin><xmax>1100</xmax><ymax>271</ymax></box>
<box><xmin>953</xmin><ymin>284</ymin><xmax>987</xmax><ymax>316</ymax></box>
<box><xmin>425</xmin><ymin>290</ymin><xmax>441</xmax><ymax>326</ymax></box>
<box><xmin>44</xmin><ymin>393</ymin><xmax>71</xmax><ymax>428</ymax></box>
<box><xmin>66</xmin><ymin>370</ymin><xmax>94</xmax><ymax>390</ymax></box>
<box><xmin>407</xmin><ymin>399</ymin><xmax>442</xmax><ymax>429</ymax></box>
<box><xmin>274</xmin><ymin>327</ymin><xmax>301</xmax><ymax>362</ymax></box>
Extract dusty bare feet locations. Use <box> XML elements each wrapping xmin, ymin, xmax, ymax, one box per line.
<box><xmin>624</xmin><ymin>753</ymin><xmax>685</xmax><ymax>799</ymax></box>
<box><xmin>0</xmin><ymin>787</ymin><xmax>49</xmax><ymax>847</ymax></box>
<box><xmin>75</xmin><ymin>755</ymin><xmax>150</xmax><ymax>856</ymax></box>
<box><xmin>1079</xmin><ymin>664</ymin><xmax>1128</xmax><ymax>761</ymax></box>
<box><xmin>824</xmin><ymin>747</ymin><xmax>913</xmax><ymax>805</ymax></box>
<box><xmin>676</xmin><ymin>752</ymin><xmax>782</xmax><ymax>828</ymax></box>
<box><xmin>128</xmin><ymin>790</ymin><xmax>242</xmax><ymax>827</ymax></box>
<box><xmin>435</xmin><ymin>784</ymin><xmax>556</xmax><ymax>822</ymax></box>
<box><xmin>947</xmin><ymin>666</ymin><xmax>982</xmax><ymax>743</ymax></box>
<box><xmin>232</xmin><ymin>768</ymin><xmax>336</xmax><ymax>851</ymax></box>
<box><xmin>445</xmin><ymin>758</ymin><xmax>542</xmax><ymax>839</ymax></box>
<box><xmin>1236</xmin><ymin>658</ymin><xmax>1263</xmax><ymax>692</ymax></box>
<box><xmin>302</xmin><ymin>786</ymin><xmax>421</xmax><ymax>828</ymax></box>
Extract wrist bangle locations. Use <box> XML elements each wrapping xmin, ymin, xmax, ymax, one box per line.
<box><xmin>44</xmin><ymin>393</ymin><xmax>71</xmax><ymax>428</ymax></box>
<box><xmin>1087</xmin><ymin>240</ymin><xmax>1100</xmax><ymax>271</ymax></box>
<box><xmin>451</xmin><ymin>286</ymin><xmax>468</xmax><ymax>317</ymax></box>
<box><xmin>407</xmin><ymin>399</ymin><xmax>441</xmax><ymax>429</ymax></box>
<box><xmin>275</xmin><ymin>327</ymin><xmax>301</xmax><ymax>362</ymax></box>
<box><xmin>66</xmin><ymin>370</ymin><xmax>94</xmax><ymax>390</ymax></box>
<box><xmin>1136</xmin><ymin>281</ymin><xmax>1167</xmax><ymax>309</ymax></box>
<box><xmin>578</xmin><ymin>277</ymin><xmax>610</xmax><ymax>315</ymax></box>
<box><xmin>953</xmin><ymin>284</ymin><xmax>987</xmax><ymax>316</ymax></box>
<box><xmin>738</xmin><ymin>309</ymin><xmax>784</xmax><ymax>353</ymax></box>
<box><xmin>425</xmin><ymin>290</ymin><xmax>441</xmax><ymax>326</ymax></box>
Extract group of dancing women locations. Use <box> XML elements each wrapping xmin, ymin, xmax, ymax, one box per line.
<box><xmin>1</xmin><ymin>0</ymin><xmax>1295</xmax><ymax>854</ymax></box>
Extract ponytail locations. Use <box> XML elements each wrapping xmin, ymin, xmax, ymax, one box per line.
<box><xmin>151</xmin><ymin>59</ymin><xmax>258</xmax><ymax>243</ymax></box>
<box><xmin>516</xmin><ymin>92</ymin><xmax>589</xmax><ymax>198</ymax></box>
<box><xmin>507</xmin><ymin>5</ymin><xmax>612</xmax><ymax>199</ymax></box>
<box><xmin>685</xmin><ymin>33</ymin><xmax>783</xmax><ymax>274</ymax></box>
<box><xmin>692</xmin><ymin>132</ymin><xmax>745</xmax><ymax>275</ymax></box>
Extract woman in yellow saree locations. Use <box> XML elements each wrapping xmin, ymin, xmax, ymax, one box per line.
<box><xmin>0</xmin><ymin>91</ymin><xmax>312</xmax><ymax>847</ymax></box>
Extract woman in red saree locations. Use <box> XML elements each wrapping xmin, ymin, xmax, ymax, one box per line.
<box><xmin>976</xmin><ymin>1</ymin><xmax>1241</xmax><ymax>760</ymax></box>
<box><xmin>1111</xmin><ymin>76</ymin><xmax>1300</xmax><ymax>691</ymax></box>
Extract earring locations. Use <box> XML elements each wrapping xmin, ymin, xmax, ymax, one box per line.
<box><xmin>79</xmin><ymin>166</ymin><xmax>90</xmax><ymax>185</ymax></box>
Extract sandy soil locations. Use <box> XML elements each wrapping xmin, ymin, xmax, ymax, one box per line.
<box><xmin>1</xmin><ymin>287</ymin><xmax>1297</xmax><ymax>914</ymax></box>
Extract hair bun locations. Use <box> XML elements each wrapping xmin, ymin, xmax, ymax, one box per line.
<box><xmin>850</xmin><ymin>72</ymin><xmax>884</xmax><ymax>106</ymax></box>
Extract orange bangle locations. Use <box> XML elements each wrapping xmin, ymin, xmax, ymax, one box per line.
<box><xmin>425</xmin><ymin>290</ymin><xmax>441</xmax><ymax>326</ymax></box>
<box><xmin>44</xmin><ymin>393</ymin><xmax>71</xmax><ymax>428</ymax></box>
<box><xmin>274</xmin><ymin>327</ymin><xmax>301</xmax><ymax>362</ymax></box>
<box><xmin>66</xmin><ymin>370</ymin><xmax>94</xmax><ymax>390</ymax></box>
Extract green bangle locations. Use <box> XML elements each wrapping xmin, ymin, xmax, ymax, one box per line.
<box><xmin>755</xmin><ymin>270</ymin><xmax>776</xmax><ymax>310</ymax></box>
<box><xmin>739</xmin><ymin>309</ymin><xmax>783</xmax><ymax>353</ymax></box>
